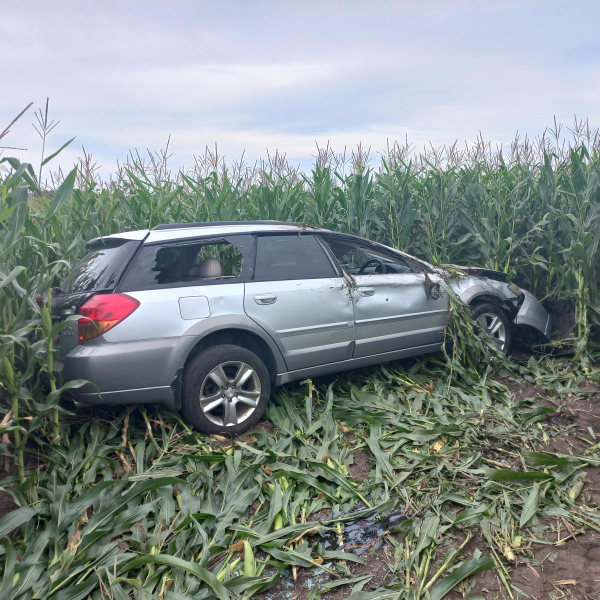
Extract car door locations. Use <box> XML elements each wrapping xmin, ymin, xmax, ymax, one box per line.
<box><xmin>321</xmin><ymin>236</ymin><xmax>448</xmax><ymax>358</ymax></box>
<box><xmin>244</xmin><ymin>234</ymin><xmax>355</xmax><ymax>371</ymax></box>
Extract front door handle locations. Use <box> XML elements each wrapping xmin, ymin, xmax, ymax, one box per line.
<box><xmin>356</xmin><ymin>287</ymin><xmax>375</xmax><ymax>297</ymax></box>
<box><xmin>254</xmin><ymin>294</ymin><xmax>277</xmax><ymax>305</ymax></box>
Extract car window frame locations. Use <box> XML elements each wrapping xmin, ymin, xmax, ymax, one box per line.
<box><xmin>251</xmin><ymin>232</ymin><xmax>342</xmax><ymax>282</ymax></box>
<box><xmin>319</xmin><ymin>234</ymin><xmax>425</xmax><ymax>276</ymax></box>
<box><xmin>116</xmin><ymin>233</ymin><xmax>255</xmax><ymax>292</ymax></box>
<box><xmin>61</xmin><ymin>238</ymin><xmax>142</xmax><ymax>294</ymax></box>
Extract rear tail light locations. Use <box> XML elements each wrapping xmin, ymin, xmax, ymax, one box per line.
<box><xmin>78</xmin><ymin>293</ymin><xmax>140</xmax><ymax>342</ymax></box>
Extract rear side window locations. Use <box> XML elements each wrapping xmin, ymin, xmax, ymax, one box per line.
<box><xmin>254</xmin><ymin>234</ymin><xmax>337</xmax><ymax>281</ymax></box>
<box><xmin>61</xmin><ymin>240</ymin><xmax>139</xmax><ymax>293</ymax></box>
<box><xmin>119</xmin><ymin>235</ymin><xmax>253</xmax><ymax>291</ymax></box>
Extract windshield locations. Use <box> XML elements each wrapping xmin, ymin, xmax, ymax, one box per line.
<box><xmin>61</xmin><ymin>240</ymin><xmax>139</xmax><ymax>293</ymax></box>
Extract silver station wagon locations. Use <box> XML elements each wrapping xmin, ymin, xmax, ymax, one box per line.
<box><xmin>53</xmin><ymin>221</ymin><xmax>552</xmax><ymax>434</ymax></box>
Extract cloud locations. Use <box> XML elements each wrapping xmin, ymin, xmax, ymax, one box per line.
<box><xmin>65</xmin><ymin>60</ymin><xmax>346</xmax><ymax>113</ymax></box>
<box><xmin>3</xmin><ymin>122</ymin><xmax>497</xmax><ymax>182</ymax></box>
<box><xmin>2</xmin><ymin>1</ymin><xmax>600</xmax><ymax>181</ymax></box>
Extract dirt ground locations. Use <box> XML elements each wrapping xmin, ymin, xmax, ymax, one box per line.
<box><xmin>0</xmin><ymin>460</ymin><xmax>21</xmax><ymax>521</ymax></box>
<box><xmin>260</xmin><ymin>381</ymin><xmax>600</xmax><ymax>600</ymax></box>
<box><xmin>449</xmin><ymin>530</ymin><xmax>600</xmax><ymax>600</ymax></box>
<box><xmin>0</xmin><ymin>484</ymin><xmax>16</xmax><ymax>520</ymax></box>
<box><xmin>2</xmin><ymin>379</ymin><xmax>599</xmax><ymax>599</ymax></box>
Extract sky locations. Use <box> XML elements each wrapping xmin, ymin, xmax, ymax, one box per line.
<box><xmin>2</xmin><ymin>0</ymin><xmax>600</xmax><ymax>181</ymax></box>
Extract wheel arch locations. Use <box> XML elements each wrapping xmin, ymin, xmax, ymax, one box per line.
<box><xmin>182</xmin><ymin>316</ymin><xmax>285</xmax><ymax>375</ymax></box>
<box><xmin>168</xmin><ymin>318</ymin><xmax>286</xmax><ymax>410</ymax></box>
<box><xmin>460</xmin><ymin>287</ymin><xmax>517</xmax><ymax>318</ymax></box>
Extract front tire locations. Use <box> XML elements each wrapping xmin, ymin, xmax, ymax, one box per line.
<box><xmin>470</xmin><ymin>303</ymin><xmax>512</xmax><ymax>354</ymax></box>
<box><xmin>182</xmin><ymin>344</ymin><xmax>271</xmax><ymax>435</ymax></box>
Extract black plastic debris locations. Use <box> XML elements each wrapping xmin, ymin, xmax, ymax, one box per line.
<box><xmin>319</xmin><ymin>507</ymin><xmax>406</xmax><ymax>556</ymax></box>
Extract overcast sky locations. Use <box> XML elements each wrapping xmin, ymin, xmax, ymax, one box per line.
<box><xmin>2</xmin><ymin>1</ymin><xmax>600</xmax><ymax>180</ymax></box>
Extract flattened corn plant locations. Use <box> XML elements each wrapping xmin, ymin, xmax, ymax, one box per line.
<box><xmin>1</xmin><ymin>360</ymin><xmax>599</xmax><ymax>599</ymax></box>
<box><xmin>1</xmin><ymin>110</ymin><xmax>600</xmax><ymax>598</ymax></box>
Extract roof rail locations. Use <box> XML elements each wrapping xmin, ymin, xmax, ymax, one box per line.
<box><xmin>151</xmin><ymin>220</ymin><xmax>309</xmax><ymax>231</ymax></box>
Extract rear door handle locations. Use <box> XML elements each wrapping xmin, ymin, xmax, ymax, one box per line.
<box><xmin>356</xmin><ymin>287</ymin><xmax>375</xmax><ymax>297</ymax></box>
<box><xmin>254</xmin><ymin>294</ymin><xmax>277</xmax><ymax>305</ymax></box>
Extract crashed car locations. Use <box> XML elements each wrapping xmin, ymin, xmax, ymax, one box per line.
<box><xmin>53</xmin><ymin>221</ymin><xmax>552</xmax><ymax>434</ymax></box>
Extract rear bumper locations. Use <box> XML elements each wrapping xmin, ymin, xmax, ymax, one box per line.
<box><xmin>514</xmin><ymin>290</ymin><xmax>552</xmax><ymax>340</ymax></box>
<box><xmin>58</xmin><ymin>336</ymin><xmax>188</xmax><ymax>408</ymax></box>
<box><xmin>70</xmin><ymin>386</ymin><xmax>175</xmax><ymax>406</ymax></box>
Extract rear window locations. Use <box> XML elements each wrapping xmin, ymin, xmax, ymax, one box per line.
<box><xmin>254</xmin><ymin>234</ymin><xmax>337</xmax><ymax>281</ymax></box>
<box><xmin>119</xmin><ymin>235</ymin><xmax>254</xmax><ymax>291</ymax></box>
<box><xmin>61</xmin><ymin>240</ymin><xmax>139</xmax><ymax>293</ymax></box>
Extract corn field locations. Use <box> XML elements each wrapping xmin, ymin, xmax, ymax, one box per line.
<box><xmin>0</xmin><ymin>106</ymin><xmax>599</xmax><ymax>599</ymax></box>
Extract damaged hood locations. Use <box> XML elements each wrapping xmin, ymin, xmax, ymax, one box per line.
<box><xmin>446</xmin><ymin>265</ymin><xmax>508</xmax><ymax>282</ymax></box>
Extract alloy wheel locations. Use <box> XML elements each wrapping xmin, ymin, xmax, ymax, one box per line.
<box><xmin>199</xmin><ymin>361</ymin><xmax>261</xmax><ymax>427</ymax></box>
<box><xmin>476</xmin><ymin>312</ymin><xmax>507</xmax><ymax>352</ymax></box>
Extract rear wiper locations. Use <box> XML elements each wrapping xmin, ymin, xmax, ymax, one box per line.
<box><xmin>52</xmin><ymin>287</ymin><xmax>67</xmax><ymax>295</ymax></box>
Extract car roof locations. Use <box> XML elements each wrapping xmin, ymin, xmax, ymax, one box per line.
<box><xmin>86</xmin><ymin>221</ymin><xmax>321</xmax><ymax>247</ymax></box>
<box><xmin>86</xmin><ymin>221</ymin><xmax>435</xmax><ymax>271</ymax></box>
<box><xmin>144</xmin><ymin>221</ymin><xmax>323</xmax><ymax>244</ymax></box>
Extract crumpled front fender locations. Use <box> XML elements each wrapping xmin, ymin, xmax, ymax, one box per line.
<box><xmin>514</xmin><ymin>289</ymin><xmax>552</xmax><ymax>341</ymax></box>
<box><xmin>452</xmin><ymin>276</ymin><xmax>552</xmax><ymax>341</ymax></box>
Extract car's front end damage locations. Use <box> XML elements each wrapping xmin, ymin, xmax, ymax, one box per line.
<box><xmin>513</xmin><ymin>289</ymin><xmax>552</xmax><ymax>341</ymax></box>
<box><xmin>445</xmin><ymin>266</ymin><xmax>552</xmax><ymax>343</ymax></box>
<box><xmin>370</xmin><ymin>242</ymin><xmax>553</xmax><ymax>346</ymax></box>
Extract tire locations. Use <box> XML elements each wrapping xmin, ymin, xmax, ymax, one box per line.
<box><xmin>470</xmin><ymin>302</ymin><xmax>512</xmax><ymax>354</ymax></box>
<box><xmin>181</xmin><ymin>344</ymin><xmax>271</xmax><ymax>435</ymax></box>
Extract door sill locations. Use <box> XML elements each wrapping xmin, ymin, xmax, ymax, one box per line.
<box><xmin>275</xmin><ymin>343</ymin><xmax>443</xmax><ymax>385</ymax></box>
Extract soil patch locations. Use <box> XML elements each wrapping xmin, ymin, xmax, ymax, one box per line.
<box><xmin>0</xmin><ymin>489</ymin><xmax>17</xmax><ymax>519</ymax></box>
<box><xmin>447</xmin><ymin>531</ymin><xmax>600</xmax><ymax>599</ymax></box>
<box><xmin>0</xmin><ymin>459</ymin><xmax>38</xmax><ymax>519</ymax></box>
<box><xmin>494</xmin><ymin>375</ymin><xmax>549</xmax><ymax>403</ymax></box>
<box><xmin>348</xmin><ymin>448</ymin><xmax>372</xmax><ymax>481</ymax></box>
<box><xmin>546</xmin><ymin>391</ymin><xmax>600</xmax><ymax>505</ymax></box>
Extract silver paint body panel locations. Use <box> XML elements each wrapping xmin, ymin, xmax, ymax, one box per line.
<box><xmin>244</xmin><ymin>277</ymin><xmax>355</xmax><ymax>370</ymax></box>
<box><xmin>453</xmin><ymin>275</ymin><xmax>519</xmax><ymax>305</ymax></box>
<box><xmin>59</xmin><ymin>223</ymin><xmax>552</xmax><ymax>407</ymax></box>
<box><xmin>514</xmin><ymin>289</ymin><xmax>552</xmax><ymax>338</ymax></box>
<box><xmin>276</xmin><ymin>343</ymin><xmax>442</xmax><ymax>385</ymax></box>
<box><xmin>102</xmin><ymin>283</ymin><xmax>245</xmax><ymax>343</ymax></box>
<box><xmin>352</xmin><ymin>272</ymin><xmax>447</xmax><ymax>357</ymax></box>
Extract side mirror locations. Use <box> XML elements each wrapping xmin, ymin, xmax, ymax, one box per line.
<box><xmin>423</xmin><ymin>272</ymin><xmax>441</xmax><ymax>301</ymax></box>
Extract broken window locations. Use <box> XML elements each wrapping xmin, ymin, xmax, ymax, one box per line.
<box><xmin>120</xmin><ymin>236</ymin><xmax>252</xmax><ymax>290</ymax></box>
